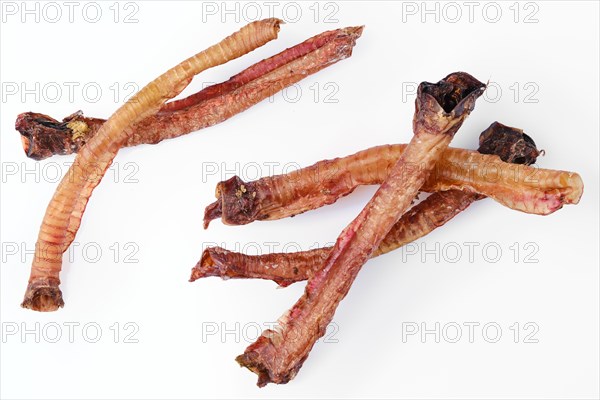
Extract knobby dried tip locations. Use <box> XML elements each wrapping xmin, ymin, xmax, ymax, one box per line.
<box><xmin>190</xmin><ymin>248</ymin><xmax>231</xmax><ymax>282</ymax></box>
<box><xmin>15</xmin><ymin>111</ymin><xmax>104</xmax><ymax>160</ymax></box>
<box><xmin>21</xmin><ymin>277</ymin><xmax>64</xmax><ymax>312</ymax></box>
<box><xmin>478</xmin><ymin>121</ymin><xmax>540</xmax><ymax>165</ymax></box>
<box><xmin>414</xmin><ymin>72</ymin><xmax>486</xmax><ymax>137</ymax></box>
<box><xmin>203</xmin><ymin>176</ymin><xmax>260</xmax><ymax>228</ymax></box>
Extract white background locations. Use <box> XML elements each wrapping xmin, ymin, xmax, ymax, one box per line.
<box><xmin>1</xmin><ymin>1</ymin><xmax>598</xmax><ymax>398</ymax></box>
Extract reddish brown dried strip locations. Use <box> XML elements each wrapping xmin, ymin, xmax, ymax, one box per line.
<box><xmin>160</xmin><ymin>28</ymin><xmax>345</xmax><ymax>112</ymax></box>
<box><xmin>194</xmin><ymin>190</ymin><xmax>477</xmax><ymax>285</ymax></box>
<box><xmin>204</xmin><ymin>124</ymin><xmax>582</xmax><ymax>227</ymax></box>
<box><xmin>193</xmin><ymin>122</ymin><xmax>541</xmax><ymax>285</ymax></box>
<box><xmin>16</xmin><ymin>27</ymin><xmax>363</xmax><ymax>160</ymax></box>
<box><xmin>193</xmin><ymin>245</ymin><xmax>327</xmax><ymax>287</ymax></box>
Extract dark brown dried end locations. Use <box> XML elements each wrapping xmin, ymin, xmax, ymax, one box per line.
<box><xmin>236</xmin><ymin>351</ymin><xmax>274</xmax><ymax>387</ymax></box>
<box><xmin>268</xmin><ymin>18</ymin><xmax>283</xmax><ymax>31</ymax></box>
<box><xmin>16</xmin><ymin>112</ymin><xmax>75</xmax><ymax>160</ymax></box>
<box><xmin>21</xmin><ymin>278</ymin><xmax>64</xmax><ymax>312</ymax></box>
<box><xmin>478</xmin><ymin>121</ymin><xmax>540</xmax><ymax>165</ymax></box>
<box><xmin>414</xmin><ymin>72</ymin><xmax>486</xmax><ymax>136</ymax></box>
<box><xmin>203</xmin><ymin>176</ymin><xmax>259</xmax><ymax>228</ymax></box>
<box><xmin>15</xmin><ymin>111</ymin><xmax>100</xmax><ymax>160</ymax></box>
<box><xmin>203</xmin><ymin>202</ymin><xmax>222</xmax><ymax>229</ymax></box>
<box><xmin>334</xmin><ymin>26</ymin><xmax>364</xmax><ymax>57</ymax></box>
<box><xmin>236</xmin><ymin>341</ymin><xmax>302</xmax><ymax>387</ymax></box>
<box><xmin>189</xmin><ymin>247</ymin><xmax>225</xmax><ymax>282</ymax></box>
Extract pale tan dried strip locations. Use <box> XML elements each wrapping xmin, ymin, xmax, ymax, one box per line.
<box><xmin>22</xmin><ymin>19</ymin><xmax>282</xmax><ymax>312</ymax></box>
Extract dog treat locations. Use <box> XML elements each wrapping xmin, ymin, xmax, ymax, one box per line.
<box><xmin>204</xmin><ymin>130</ymin><xmax>582</xmax><ymax>227</ymax></box>
<box><xmin>160</xmin><ymin>27</ymin><xmax>358</xmax><ymax>112</ymax></box>
<box><xmin>192</xmin><ymin>122</ymin><xmax>539</xmax><ymax>285</ymax></box>
<box><xmin>16</xmin><ymin>27</ymin><xmax>362</xmax><ymax>160</ymax></box>
<box><xmin>235</xmin><ymin>72</ymin><xmax>486</xmax><ymax>386</ymax></box>
<box><xmin>21</xmin><ymin>19</ymin><xmax>282</xmax><ymax>312</ymax></box>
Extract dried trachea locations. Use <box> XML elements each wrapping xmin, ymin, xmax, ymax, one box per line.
<box><xmin>160</xmin><ymin>27</ymin><xmax>353</xmax><ymax>113</ymax></box>
<box><xmin>204</xmin><ymin>130</ymin><xmax>582</xmax><ymax>227</ymax></box>
<box><xmin>194</xmin><ymin>190</ymin><xmax>478</xmax><ymax>285</ymax></box>
<box><xmin>193</xmin><ymin>122</ymin><xmax>541</xmax><ymax>285</ymax></box>
<box><xmin>22</xmin><ymin>19</ymin><xmax>283</xmax><ymax>312</ymax></box>
<box><xmin>236</xmin><ymin>72</ymin><xmax>486</xmax><ymax>386</ymax></box>
<box><xmin>16</xmin><ymin>27</ymin><xmax>363</xmax><ymax>161</ymax></box>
